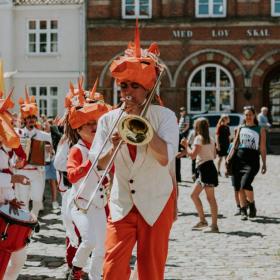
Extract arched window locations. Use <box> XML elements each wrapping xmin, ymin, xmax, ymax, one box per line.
<box><xmin>187</xmin><ymin>64</ymin><xmax>234</xmax><ymax>113</ymax></box>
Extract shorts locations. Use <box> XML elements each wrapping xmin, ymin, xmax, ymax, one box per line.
<box><xmin>45</xmin><ymin>161</ymin><xmax>57</xmax><ymax>180</ymax></box>
<box><xmin>196</xmin><ymin>160</ymin><xmax>218</xmax><ymax>187</ymax></box>
<box><xmin>231</xmin><ymin>149</ymin><xmax>259</xmax><ymax>191</ymax></box>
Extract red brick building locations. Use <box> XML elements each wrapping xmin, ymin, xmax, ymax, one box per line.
<box><xmin>87</xmin><ymin>0</ymin><xmax>280</xmax><ymax>125</ymax></box>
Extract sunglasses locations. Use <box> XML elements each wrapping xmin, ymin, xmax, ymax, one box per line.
<box><xmin>120</xmin><ymin>82</ymin><xmax>142</xmax><ymax>90</ymax></box>
<box><xmin>243</xmin><ymin>105</ymin><xmax>255</xmax><ymax>112</ymax></box>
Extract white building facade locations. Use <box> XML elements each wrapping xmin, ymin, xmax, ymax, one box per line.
<box><xmin>0</xmin><ymin>0</ymin><xmax>85</xmax><ymax>117</ymax></box>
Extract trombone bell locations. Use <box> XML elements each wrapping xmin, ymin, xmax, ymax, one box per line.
<box><xmin>118</xmin><ymin>115</ymin><xmax>154</xmax><ymax>146</ymax></box>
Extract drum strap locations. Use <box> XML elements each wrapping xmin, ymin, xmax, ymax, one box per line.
<box><xmin>0</xmin><ymin>147</ymin><xmax>12</xmax><ymax>173</ymax></box>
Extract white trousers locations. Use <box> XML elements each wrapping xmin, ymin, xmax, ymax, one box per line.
<box><xmin>71</xmin><ymin>205</ymin><xmax>106</xmax><ymax>280</ymax></box>
<box><xmin>4</xmin><ymin>247</ymin><xmax>27</xmax><ymax>280</ymax></box>
<box><xmin>61</xmin><ymin>190</ymin><xmax>79</xmax><ymax>247</ymax></box>
<box><xmin>15</xmin><ymin>168</ymin><xmax>45</xmax><ymax>217</ymax></box>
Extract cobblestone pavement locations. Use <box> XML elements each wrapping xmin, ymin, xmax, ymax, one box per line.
<box><xmin>17</xmin><ymin>155</ymin><xmax>280</xmax><ymax>280</ymax></box>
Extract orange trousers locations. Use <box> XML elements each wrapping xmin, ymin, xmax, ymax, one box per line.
<box><xmin>103</xmin><ymin>189</ymin><xmax>175</xmax><ymax>280</ymax></box>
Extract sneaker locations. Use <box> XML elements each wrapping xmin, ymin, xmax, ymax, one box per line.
<box><xmin>204</xmin><ymin>225</ymin><xmax>219</xmax><ymax>233</ymax></box>
<box><xmin>192</xmin><ymin>221</ymin><xmax>208</xmax><ymax>230</ymax></box>
<box><xmin>240</xmin><ymin>207</ymin><xmax>248</xmax><ymax>221</ymax></box>
<box><xmin>68</xmin><ymin>267</ymin><xmax>84</xmax><ymax>280</ymax></box>
<box><xmin>248</xmin><ymin>201</ymin><xmax>257</xmax><ymax>218</ymax></box>
<box><xmin>52</xmin><ymin>201</ymin><xmax>60</xmax><ymax>210</ymax></box>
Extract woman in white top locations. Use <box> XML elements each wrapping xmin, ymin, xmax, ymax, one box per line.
<box><xmin>180</xmin><ymin>117</ymin><xmax>219</xmax><ymax>233</ymax></box>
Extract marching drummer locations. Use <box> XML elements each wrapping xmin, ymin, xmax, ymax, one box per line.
<box><xmin>65</xmin><ymin>79</ymin><xmax>111</xmax><ymax>280</ymax></box>
<box><xmin>0</xmin><ymin>89</ymin><xmax>31</xmax><ymax>280</ymax></box>
<box><xmin>14</xmin><ymin>88</ymin><xmax>52</xmax><ymax>218</ymax></box>
<box><xmin>89</xmin><ymin>23</ymin><xmax>179</xmax><ymax>280</ymax></box>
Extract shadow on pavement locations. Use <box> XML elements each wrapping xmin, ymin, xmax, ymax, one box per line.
<box><xmin>32</xmin><ymin>234</ymin><xmax>65</xmax><ymax>245</ymax></box>
<box><xmin>224</xmin><ymin>231</ymin><xmax>265</xmax><ymax>238</ymax></box>
<box><xmin>165</xmin><ymin>263</ymin><xmax>180</xmax><ymax>268</ymax></box>
<box><xmin>178</xmin><ymin>212</ymin><xmax>227</xmax><ymax>219</ymax></box>
<box><xmin>24</xmin><ymin>254</ymin><xmax>65</xmax><ymax>268</ymax></box>
<box><xmin>249</xmin><ymin>215</ymin><xmax>280</xmax><ymax>224</ymax></box>
<box><xmin>178</xmin><ymin>181</ymin><xmax>192</xmax><ymax>187</ymax></box>
<box><xmin>18</xmin><ymin>276</ymin><xmax>64</xmax><ymax>280</ymax></box>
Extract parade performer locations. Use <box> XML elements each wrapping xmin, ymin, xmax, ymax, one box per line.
<box><xmin>14</xmin><ymin>88</ymin><xmax>52</xmax><ymax>217</ymax></box>
<box><xmin>65</xmin><ymin>78</ymin><xmax>111</xmax><ymax>280</ymax></box>
<box><xmin>89</xmin><ymin>21</ymin><xmax>179</xmax><ymax>280</ymax></box>
<box><xmin>0</xmin><ymin>89</ymin><xmax>30</xmax><ymax>280</ymax></box>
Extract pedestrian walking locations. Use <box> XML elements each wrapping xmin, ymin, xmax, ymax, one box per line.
<box><xmin>176</xmin><ymin>107</ymin><xmax>190</xmax><ymax>182</ymax></box>
<box><xmin>215</xmin><ymin>114</ymin><xmax>230</xmax><ymax>176</ymax></box>
<box><xmin>257</xmin><ymin>106</ymin><xmax>272</xmax><ymax>153</ymax></box>
<box><xmin>179</xmin><ymin>118</ymin><xmax>219</xmax><ymax>233</ymax></box>
<box><xmin>227</xmin><ymin>106</ymin><xmax>267</xmax><ymax>220</ymax></box>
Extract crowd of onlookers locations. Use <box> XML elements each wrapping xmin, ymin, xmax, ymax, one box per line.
<box><xmin>176</xmin><ymin>105</ymin><xmax>269</xmax><ymax>232</ymax></box>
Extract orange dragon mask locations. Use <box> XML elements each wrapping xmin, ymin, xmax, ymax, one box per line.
<box><xmin>0</xmin><ymin>89</ymin><xmax>20</xmax><ymax>148</ymax></box>
<box><xmin>65</xmin><ymin>77</ymin><xmax>111</xmax><ymax>129</ymax></box>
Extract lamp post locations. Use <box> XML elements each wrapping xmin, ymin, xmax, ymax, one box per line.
<box><xmin>244</xmin><ymin>71</ymin><xmax>252</xmax><ymax>101</ymax></box>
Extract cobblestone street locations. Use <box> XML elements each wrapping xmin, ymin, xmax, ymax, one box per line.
<box><xmin>18</xmin><ymin>155</ymin><xmax>280</xmax><ymax>280</ymax></box>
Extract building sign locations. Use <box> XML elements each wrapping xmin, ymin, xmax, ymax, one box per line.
<box><xmin>172</xmin><ymin>27</ymin><xmax>272</xmax><ymax>39</ymax></box>
<box><xmin>212</xmin><ymin>29</ymin><xmax>229</xmax><ymax>38</ymax></box>
<box><xmin>246</xmin><ymin>28</ymin><xmax>270</xmax><ymax>37</ymax></box>
<box><xmin>172</xmin><ymin>30</ymin><xmax>193</xmax><ymax>39</ymax></box>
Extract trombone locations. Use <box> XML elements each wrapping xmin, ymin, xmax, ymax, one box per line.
<box><xmin>74</xmin><ymin>66</ymin><xmax>165</xmax><ymax>213</ymax></box>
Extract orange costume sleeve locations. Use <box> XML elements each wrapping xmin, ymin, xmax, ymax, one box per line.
<box><xmin>67</xmin><ymin>146</ymin><xmax>91</xmax><ymax>184</ymax></box>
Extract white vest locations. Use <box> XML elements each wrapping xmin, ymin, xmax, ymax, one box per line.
<box><xmin>111</xmin><ymin>144</ymin><xmax>173</xmax><ymax>226</ymax></box>
<box><xmin>90</xmin><ymin>105</ymin><xmax>179</xmax><ymax>226</ymax></box>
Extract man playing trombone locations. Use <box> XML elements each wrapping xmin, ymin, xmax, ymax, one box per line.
<box><xmin>89</xmin><ymin>24</ymin><xmax>179</xmax><ymax>280</ymax></box>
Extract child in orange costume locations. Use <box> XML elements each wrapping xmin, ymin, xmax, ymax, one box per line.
<box><xmin>65</xmin><ymin>78</ymin><xmax>111</xmax><ymax>280</ymax></box>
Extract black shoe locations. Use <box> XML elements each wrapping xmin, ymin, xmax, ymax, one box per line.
<box><xmin>240</xmin><ymin>207</ymin><xmax>248</xmax><ymax>221</ymax></box>
<box><xmin>234</xmin><ymin>206</ymin><xmax>241</xmax><ymax>216</ymax></box>
<box><xmin>34</xmin><ymin>222</ymin><xmax>40</xmax><ymax>233</ymax></box>
<box><xmin>248</xmin><ymin>201</ymin><xmax>257</xmax><ymax>218</ymax></box>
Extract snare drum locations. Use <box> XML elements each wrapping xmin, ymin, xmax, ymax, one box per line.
<box><xmin>0</xmin><ymin>203</ymin><xmax>38</xmax><ymax>278</ymax></box>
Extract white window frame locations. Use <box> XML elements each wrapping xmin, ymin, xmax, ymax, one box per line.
<box><xmin>271</xmin><ymin>0</ymin><xmax>280</xmax><ymax>16</ymax></box>
<box><xmin>122</xmin><ymin>0</ymin><xmax>152</xmax><ymax>19</ymax></box>
<box><xmin>27</xmin><ymin>19</ymin><xmax>58</xmax><ymax>55</ymax></box>
<box><xmin>187</xmin><ymin>64</ymin><xmax>234</xmax><ymax>114</ymax></box>
<box><xmin>195</xmin><ymin>0</ymin><xmax>226</xmax><ymax>18</ymax></box>
<box><xmin>29</xmin><ymin>86</ymin><xmax>58</xmax><ymax>117</ymax></box>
